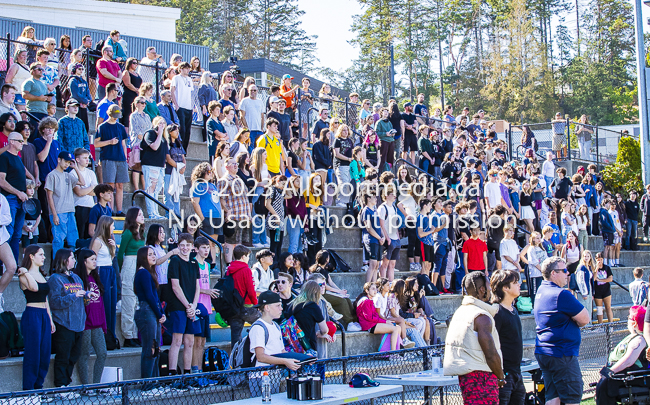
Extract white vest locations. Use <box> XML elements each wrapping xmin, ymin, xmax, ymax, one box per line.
<box><xmin>443</xmin><ymin>296</ymin><xmax>503</xmax><ymax>376</ymax></box>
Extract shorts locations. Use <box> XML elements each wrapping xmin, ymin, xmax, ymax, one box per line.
<box><xmin>14</xmin><ymin>93</ymin><xmax>26</xmax><ymax>106</ymax></box>
<box><xmin>403</xmin><ymin>133</ymin><xmax>418</xmax><ymax>153</ymax></box>
<box><xmin>535</xmin><ymin>354</ymin><xmax>583</xmax><ymax>404</ymax></box>
<box><xmin>194</xmin><ymin>303</ymin><xmax>210</xmax><ymax>338</ymax></box>
<box><xmin>168</xmin><ymin>310</ymin><xmax>202</xmax><ymax>335</ymax></box>
<box><xmin>202</xmin><ymin>217</ymin><xmax>223</xmax><ymax>236</ymax></box>
<box><xmin>552</xmin><ymin>134</ymin><xmax>565</xmax><ymax>151</ymax></box>
<box><xmin>364</xmin><ymin>240</ymin><xmax>381</xmax><ymax>261</ymax></box>
<box><xmin>458</xmin><ymin>370</ymin><xmax>499</xmax><ymax>405</ymax></box>
<box><xmin>102</xmin><ymin>160</ymin><xmax>129</xmax><ymax>184</ymax></box>
<box><xmin>593</xmin><ymin>284</ymin><xmax>612</xmax><ymax>300</ymax></box>
<box><xmin>382</xmin><ymin>238</ymin><xmax>401</xmax><ymax>261</ymax></box>
<box><xmin>602</xmin><ymin>232</ymin><xmax>614</xmax><ymax>246</ymax></box>
<box><xmin>421</xmin><ymin>243</ymin><xmax>435</xmax><ymax>264</ymax></box>
<box><xmin>488</xmin><ymin>244</ymin><xmax>501</xmax><ymax>261</ymax></box>
<box><xmin>224</xmin><ymin>224</ymin><xmax>244</xmax><ymax>245</ymax></box>
<box><xmin>613</xmin><ymin>233</ymin><xmax>621</xmax><ymax>245</ymax></box>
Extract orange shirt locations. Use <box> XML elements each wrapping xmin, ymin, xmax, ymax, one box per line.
<box><xmin>280</xmin><ymin>84</ymin><xmax>295</xmax><ymax>109</ymax></box>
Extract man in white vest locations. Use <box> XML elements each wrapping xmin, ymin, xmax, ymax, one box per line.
<box><xmin>444</xmin><ymin>272</ymin><xmax>506</xmax><ymax>404</ymax></box>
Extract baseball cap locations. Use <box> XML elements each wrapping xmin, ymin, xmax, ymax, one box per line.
<box><xmin>58</xmin><ymin>151</ymin><xmax>74</xmax><ymax>161</ymax></box>
<box><xmin>282</xmin><ymin>74</ymin><xmax>294</xmax><ymax>80</ymax></box>
<box><xmin>108</xmin><ymin>104</ymin><xmax>122</xmax><ymax>118</ymax></box>
<box><xmin>478</xmin><ymin>109</ymin><xmax>485</xmax><ymax>114</ymax></box>
<box><xmin>403</xmin><ymin>102</ymin><xmax>412</xmax><ymax>108</ymax></box>
<box><xmin>465</xmin><ymin>157</ymin><xmax>477</xmax><ymax>165</ymax></box>
<box><xmin>349</xmin><ymin>373</ymin><xmax>380</xmax><ymax>388</ymax></box>
<box><xmin>269</xmin><ymin>96</ymin><xmax>280</xmax><ymax>104</ymax></box>
<box><xmin>66</xmin><ymin>98</ymin><xmax>80</xmax><ymax>107</ymax></box>
<box><xmin>255</xmin><ymin>291</ymin><xmax>282</xmax><ymax>308</ymax></box>
<box><xmin>495</xmin><ymin>149</ymin><xmax>505</xmax><ymax>155</ymax></box>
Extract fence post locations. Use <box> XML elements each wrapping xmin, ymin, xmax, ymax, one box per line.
<box><xmin>342</xmin><ymin>358</ymin><xmax>348</xmax><ymax>384</ymax></box>
<box><xmin>507</xmin><ymin>122</ymin><xmax>512</xmax><ymax>159</ymax></box>
<box><xmin>84</xmin><ymin>47</ymin><xmax>90</xmax><ymax>88</ymax></box>
<box><xmin>345</xmin><ymin>97</ymin><xmax>349</xmax><ymax>126</ymax></box>
<box><xmin>297</xmin><ymin>88</ymin><xmax>302</xmax><ymax>140</ymax></box>
<box><xmin>155</xmin><ymin>60</ymin><xmax>160</xmax><ymax>103</ymax></box>
<box><xmin>566</xmin><ymin>118</ymin><xmax>571</xmax><ymax>160</ymax></box>
<box><xmin>121</xmin><ymin>384</ymin><xmax>129</xmax><ymax>405</ymax></box>
<box><xmin>596</xmin><ymin>126</ymin><xmax>600</xmax><ymax>167</ymax></box>
<box><xmin>423</xmin><ymin>349</ymin><xmax>430</xmax><ymax>404</ymax></box>
<box><xmin>5</xmin><ymin>33</ymin><xmax>10</xmax><ymax>77</ymax></box>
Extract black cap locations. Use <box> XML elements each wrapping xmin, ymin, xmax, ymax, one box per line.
<box><xmin>495</xmin><ymin>149</ymin><xmax>505</xmax><ymax>155</ymax></box>
<box><xmin>255</xmin><ymin>291</ymin><xmax>281</xmax><ymax>308</ymax></box>
<box><xmin>58</xmin><ymin>151</ymin><xmax>74</xmax><ymax>161</ymax></box>
<box><xmin>403</xmin><ymin>102</ymin><xmax>412</xmax><ymax>108</ymax></box>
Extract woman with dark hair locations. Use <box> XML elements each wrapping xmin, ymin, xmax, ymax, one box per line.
<box><xmin>190</xmin><ymin>161</ymin><xmax>223</xmax><ymax>244</ymax></box>
<box><xmin>48</xmin><ymin>249</ymin><xmax>87</xmax><ymax>388</ymax></box>
<box><xmin>292</xmin><ymin>253</ymin><xmax>309</xmax><ymax>292</ymax></box>
<box><xmin>67</xmin><ymin>63</ymin><xmax>92</xmax><ymax>132</ymax></box>
<box><xmin>75</xmin><ymin>249</ymin><xmax>107</xmax><ymax>385</ymax></box>
<box><xmin>403</xmin><ymin>276</ymin><xmax>437</xmax><ymax>342</ymax></box>
<box><xmin>146</xmin><ymin>224</ymin><xmax>179</xmax><ymax>305</ymax></box>
<box><xmin>312</xmin><ymin>128</ymin><xmax>333</xmax><ymax>203</ymax></box>
<box><xmin>274</xmin><ymin>251</ymin><xmax>295</xmax><ymax>283</ymax></box>
<box><xmin>18</xmin><ymin>245</ymin><xmax>54</xmax><ymax>390</ymax></box>
<box><xmin>134</xmin><ymin>246</ymin><xmax>166</xmax><ymax>385</ymax></box>
<box><xmin>387</xmin><ymin>102</ymin><xmax>404</xmax><ymax>162</ymax></box>
<box><xmin>121</xmin><ymin>57</ymin><xmax>143</xmax><ymax>130</ymax></box>
<box><xmin>117</xmin><ymin>207</ymin><xmax>145</xmax><ymax>347</ymax></box>
<box><xmin>286</xmin><ymin>175</ymin><xmax>307</xmax><ymax>254</ymax></box>
<box><xmin>441</xmin><ymin>152</ymin><xmax>462</xmax><ymax>186</ymax></box>
<box><xmin>561</xmin><ymin>230</ymin><xmax>583</xmax><ymax>276</ymax></box>
<box><xmin>90</xmin><ymin>216</ymin><xmax>118</xmax><ymax>349</ymax></box>
<box><xmin>57</xmin><ymin>35</ymin><xmax>72</xmax><ymax>105</ymax></box>
<box><xmin>284</xmin><ymin>281</ymin><xmax>334</xmax><ymax>356</ymax></box>
<box><xmin>520</xmin><ymin>125</ymin><xmax>536</xmax><ymax>151</ymax></box>
<box><xmin>163</xmin><ymin>124</ymin><xmax>186</xmax><ymax>218</ymax></box>
<box><xmin>309</xmin><ymin>250</ymin><xmax>357</xmax><ymax>328</ymax></box>
<box><xmin>390</xmin><ymin>279</ymin><xmax>429</xmax><ymax>344</ymax></box>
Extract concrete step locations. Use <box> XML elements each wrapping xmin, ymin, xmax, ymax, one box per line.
<box><xmin>586</xmin><ymin>236</ymin><xmax>650</xmax><ymax>252</ymax></box>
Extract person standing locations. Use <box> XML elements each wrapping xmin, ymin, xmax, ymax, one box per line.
<box><xmin>624</xmin><ymin>190</ymin><xmax>640</xmax><ymax>251</ymax></box>
<box><xmin>94</xmin><ymin>104</ymin><xmax>128</xmax><ymax>216</ymax></box>
<box><xmin>57</xmin><ymin>99</ymin><xmax>89</xmax><ymax>154</ymax></box>
<box><xmin>491</xmin><ymin>270</ymin><xmax>525</xmax><ymax>405</ymax></box>
<box><xmin>239</xmin><ymin>84</ymin><xmax>265</xmax><ymax>149</ymax></box>
<box><xmin>641</xmin><ymin>185</ymin><xmax>650</xmax><ymax>242</ymax></box>
<box><xmin>22</xmin><ymin>62</ymin><xmax>52</xmax><ymax>125</ymax></box>
<box><xmin>0</xmin><ymin>132</ymin><xmax>27</xmax><ymax>262</ymax></box>
<box><xmin>534</xmin><ymin>256</ymin><xmax>590</xmax><ymax>405</ymax></box>
<box><xmin>170</xmin><ymin>62</ymin><xmax>193</xmax><ymax>152</ymax></box>
<box><xmin>444</xmin><ymin>272</ymin><xmax>506</xmax><ymax>404</ymax></box>
<box><xmin>96</xmin><ymin>46</ymin><xmax>121</xmax><ymax>100</ymax></box>
<box><xmin>333</xmin><ymin>124</ymin><xmax>354</xmax><ymax>207</ymax></box>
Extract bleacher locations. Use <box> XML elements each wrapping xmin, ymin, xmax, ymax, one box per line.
<box><xmin>0</xmin><ymin>109</ymin><xmax>645</xmax><ymax>392</ymax></box>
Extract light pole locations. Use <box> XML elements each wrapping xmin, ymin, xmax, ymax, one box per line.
<box><xmin>637</xmin><ymin>0</ymin><xmax>650</xmax><ymax>184</ymax></box>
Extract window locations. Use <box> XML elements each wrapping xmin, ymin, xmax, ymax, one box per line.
<box><xmin>253</xmin><ymin>72</ymin><xmax>262</xmax><ymax>86</ymax></box>
<box><xmin>267</xmin><ymin>73</ymin><xmax>281</xmax><ymax>87</ymax></box>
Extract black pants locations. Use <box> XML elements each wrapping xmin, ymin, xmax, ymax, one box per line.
<box><xmin>37</xmin><ymin>184</ymin><xmax>51</xmax><ymax>243</ymax></box>
<box><xmin>77</xmin><ymin>107</ymin><xmax>89</xmax><ymax>134</ymax></box>
<box><xmin>593</xmin><ymin>211</ymin><xmax>601</xmax><ymax>236</ymax></box>
<box><xmin>52</xmin><ymin>323</ymin><xmax>83</xmax><ymax>387</ymax></box>
<box><xmin>644</xmin><ymin>215</ymin><xmax>650</xmax><ymax>238</ymax></box>
<box><xmin>406</xmin><ymin>227</ymin><xmax>422</xmax><ymax>259</ymax></box>
<box><xmin>75</xmin><ymin>206</ymin><xmax>92</xmax><ymax>240</ymax></box>
<box><xmin>177</xmin><ymin>107</ymin><xmax>193</xmax><ymax>152</ymax></box>
<box><xmin>269</xmin><ymin>229</ymin><xmax>284</xmax><ymax>266</ymax></box>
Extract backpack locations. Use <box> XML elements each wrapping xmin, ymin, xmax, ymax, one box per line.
<box><xmin>211</xmin><ymin>274</ymin><xmax>247</xmax><ymax>322</ymax></box>
<box><xmin>229</xmin><ymin>320</ymin><xmax>279</xmax><ymax>370</ymax></box>
<box><xmin>254</xmin><ymin>189</ymin><xmax>269</xmax><ymax>216</ymax></box>
<box><xmin>0</xmin><ymin>311</ymin><xmax>23</xmax><ymax>358</ymax></box>
<box><xmin>159</xmin><ymin>349</ymin><xmax>180</xmax><ymax>376</ymax></box>
<box><xmin>516</xmin><ymin>297</ymin><xmax>532</xmax><ymax>313</ymax></box>
<box><xmin>381</xmin><ymin>202</ymin><xmax>406</xmax><ymax>230</ymax></box>
<box><xmin>416</xmin><ymin>273</ymin><xmax>439</xmax><ymax>296</ymax></box>
<box><xmin>327</xmin><ymin>249</ymin><xmax>351</xmax><ymax>273</ymax></box>
<box><xmin>280</xmin><ymin>316</ymin><xmax>313</xmax><ymax>354</ymax></box>
<box><xmin>203</xmin><ymin>347</ymin><xmax>229</xmax><ymax>372</ymax></box>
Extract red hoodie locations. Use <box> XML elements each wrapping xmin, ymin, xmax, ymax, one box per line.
<box><xmin>226</xmin><ymin>260</ymin><xmax>258</xmax><ymax>306</ymax></box>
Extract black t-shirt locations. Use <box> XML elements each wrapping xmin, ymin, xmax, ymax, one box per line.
<box><xmin>594</xmin><ymin>265</ymin><xmax>613</xmax><ymax>296</ymax></box>
<box><xmin>553</xmin><ymin>177</ymin><xmax>573</xmax><ymax>199</ymax></box>
<box><xmin>288</xmin><ymin>151</ymin><xmax>300</xmax><ymax>172</ymax></box>
<box><xmin>401</xmin><ymin>113</ymin><xmax>416</xmax><ymax>137</ymax></box>
<box><xmin>166</xmin><ymin>255</ymin><xmax>200</xmax><ymax>313</ymax></box>
<box><xmin>317</xmin><ymin>266</ymin><xmax>330</xmax><ymax>284</ymax></box>
<box><xmin>0</xmin><ymin>151</ymin><xmax>26</xmax><ymax>195</ymax></box>
<box><xmin>333</xmin><ymin>137</ymin><xmax>353</xmax><ymax>168</ymax></box>
<box><xmin>274</xmin><ymin>294</ymin><xmax>296</xmax><ymax>324</ymax></box>
<box><xmin>625</xmin><ymin>200</ymin><xmax>640</xmax><ymax>221</ymax></box>
<box><xmin>140</xmin><ymin>130</ymin><xmax>169</xmax><ymax>168</ymax></box>
<box><xmin>388</xmin><ymin>113</ymin><xmax>403</xmax><ymax>137</ymax></box>
<box><xmin>487</xmin><ymin>215</ymin><xmax>505</xmax><ymax>249</ymax></box>
<box><xmin>284</xmin><ymin>301</ymin><xmax>324</xmax><ymax>350</ymax></box>
<box><xmin>267</xmin><ymin>111</ymin><xmax>292</xmax><ymax>141</ymax></box>
<box><xmin>25</xmin><ymin>198</ymin><xmax>41</xmax><ymax>221</ymax></box>
<box><xmin>414</xmin><ymin>103</ymin><xmax>428</xmax><ymax>117</ymax></box>
<box><xmin>493</xmin><ymin>304</ymin><xmax>522</xmax><ymax>374</ymax></box>
<box><xmin>312</xmin><ymin>120</ymin><xmax>329</xmax><ymax>139</ymax></box>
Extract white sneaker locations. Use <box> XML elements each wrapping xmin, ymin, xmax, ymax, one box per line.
<box><xmin>263</xmin><ymin>243</ymin><xmax>270</xmax><ymax>248</ymax></box>
<box><xmin>347</xmin><ymin>322</ymin><xmax>362</xmax><ymax>332</ymax></box>
<box><xmin>409</xmin><ymin>263</ymin><xmax>418</xmax><ymax>272</ymax></box>
<box><xmin>402</xmin><ymin>338</ymin><xmax>416</xmax><ymax>349</ymax></box>
<box><xmin>336</xmin><ymin>202</ymin><xmax>347</xmax><ymax>207</ymax></box>
<box><xmin>416</xmin><ymin>263</ymin><xmax>423</xmax><ymax>272</ymax></box>
<box><xmin>361</xmin><ymin>265</ymin><xmax>369</xmax><ymax>272</ymax></box>
<box><xmin>253</xmin><ymin>243</ymin><xmax>265</xmax><ymax>248</ymax></box>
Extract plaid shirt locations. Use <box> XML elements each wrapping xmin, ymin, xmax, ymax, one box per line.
<box><xmin>215</xmin><ymin>173</ymin><xmax>251</xmax><ymax>220</ymax></box>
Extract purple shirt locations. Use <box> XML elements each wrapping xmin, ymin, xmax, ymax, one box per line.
<box><xmin>84</xmin><ymin>275</ymin><xmax>107</xmax><ymax>332</ymax></box>
<box><xmin>499</xmin><ymin>183</ymin><xmax>512</xmax><ymax>208</ymax></box>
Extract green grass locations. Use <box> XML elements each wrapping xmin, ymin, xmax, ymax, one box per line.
<box><xmin>581</xmin><ymin>397</ymin><xmax>595</xmax><ymax>405</ymax></box>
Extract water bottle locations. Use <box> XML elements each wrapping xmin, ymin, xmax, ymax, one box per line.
<box><xmin>262</xmin><ymin>371</ymin><xmax>271</xmax><ymax>402</ymax></box>
<box><xmin>274</xmin><ymin>229</ymin><xmax>280</xmax><ymax>243</ymax></box>
<box><xmin>193</xmin><ymin>307</ymin><xmax>201</xmax><ymax>322</ymax></box>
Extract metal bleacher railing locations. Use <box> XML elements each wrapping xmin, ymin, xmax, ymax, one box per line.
<box><xmin>0</xmin><ymin>322</ymin><xmax>630</xmax><ymax>404</ymax></box>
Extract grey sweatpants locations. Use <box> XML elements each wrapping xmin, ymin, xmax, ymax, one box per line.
<box><xmin>77</xmin><ymin>328</ymin><xmax>107</xmax><ymax>384</ymax></box>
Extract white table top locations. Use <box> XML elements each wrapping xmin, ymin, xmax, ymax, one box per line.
<box><xmin>376</xmin><ymin>370</ymin><xmax>459</xmax><ymax>387</ymax></box>
<box><xmin>218</xmin><ymin>384</ymin><xmax>403</xmax><ymax>405</ymax></box>
<box><xmin>521</xmin><ymin>362</ymin><xmax>540</xmax><ymax>373</ymax></box>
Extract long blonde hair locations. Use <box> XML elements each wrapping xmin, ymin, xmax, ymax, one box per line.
<box><xmin>291</xmin><ymin>280</ymin><xmax>322</xmax><ymax>309</ymax></box>
<box><xmin>200</xmin><ymin>71</ymin><xmax>212</xmax><ymax>86</ymax></box>
<box><xmin>250</xmin><ymin>147</ymin><xmax>266</xmax><ymax>183</ymax></box>
<box><xmin>138</xmin><ymin>82</ymin><xmax>154</xmax><ymax>97</ymax></box>
<box><xmin>580</xmin><ymin>249</ymin><xmax>596</xmax><ymax>270</ymax></box>
<box><xmin>335</xmin><ymin>124</ymin><xmax>350</xmax><ymax>139</ymax></box>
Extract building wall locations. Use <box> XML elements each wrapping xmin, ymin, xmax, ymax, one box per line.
<box><xmin>0</xmin><ymin>0</ymin><xmax>180</xmax><ymax>42</ymax></box>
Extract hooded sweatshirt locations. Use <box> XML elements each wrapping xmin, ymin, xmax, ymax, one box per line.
<box><xmin>48</xmin><ymin>272</ymin><xmax>87</xmax><ymax>332</ymax></box>
<box><xmin>226</xmin><ymin>260</ymin><xmax>258</xmax><ymax>306</ymax></box>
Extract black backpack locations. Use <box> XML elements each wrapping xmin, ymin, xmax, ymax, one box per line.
<box><xmin>254</xmin><ymin>190</ymin><xmax>269</xmax><ymax>216</ymax></box>
<box><xmin>211</xmin><ymin>273</ymin><xmax>247</xmax><ymax>322</ymax></box>
<box><xmin>159</xmin><ymin>349</ymin><xmax>180</xmax><ymax>376</ymax></box>
<box><xmin>0</xmin><ymin>311</ymin><xmax>23</xmax><ymax>358</ymax></box>
<box><xmin>327</xmin><ymin>249</ymin><xmax>351</xmax><ymax>273</ymax></box>
<box><xmin>416</xmin><ymin>273</ymin><xmax>440</xmax><ymax>296</ymax></box>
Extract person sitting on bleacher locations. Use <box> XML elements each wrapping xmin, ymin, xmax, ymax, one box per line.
<box><xmin>596</xmin><ymin>305</ymin><xmax>648</xmax><ymax>405</ymax></box>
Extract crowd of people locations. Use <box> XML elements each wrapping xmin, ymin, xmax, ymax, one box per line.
<box><xmin>1</xmin><ymin>24</ymin><xmax>649</xmax><ymax>405</ymax></box>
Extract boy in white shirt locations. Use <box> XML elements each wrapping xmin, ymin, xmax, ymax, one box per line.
<box><xmin>484</xmin><ymin>169</ymin><xmax>504</xmax><ymax>210</ymax></box>
<box><xmin>71</xmin><ymin>148</ymin><xmax>98</xmax><ymax>240</ymax></box>
<box><xmin>252</xmin><ymin>249</ymin><xmax>276</xmax><ymax>293</ymax></box>
<box><xmin>500</xmin><ymin>225</ymin><xmax>522</xmax><ymax>273</ymax></box>
<box><xmin>608</xmin><ymin>203</ymin><xmax>623</xmax><ymax>267</ymax></box>
<box><xmin>541</xmin><ymin>151</ymin><xmax>555</xmax><ymax>197</ymax></box>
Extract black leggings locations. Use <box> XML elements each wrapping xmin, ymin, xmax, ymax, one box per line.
<box><xmin>592</xmin><ymin>212</ymin><xmax>601</xmax><ymax>236</ymax></box>
<box><xmin>406</xmin><ymin>227</ymin><xmax>421</xmax><ymax>259</ymax></box>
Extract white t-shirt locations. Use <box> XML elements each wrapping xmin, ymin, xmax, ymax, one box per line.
<box><xmin>171</xmin><ymin>74</ymin><xmax>193</xmax><ymax>110</ymax></box>
<box><xmin>372</xmin><ymin>294</ymin><xmax>388</xmax><ymax>318</ymax></box>
<box><xmin>609</xmin><ymin>209</ymin><xmax>622</xmax><ymax>232</ymax></box>
<box><xmin>240</xmin><ymin>97</ymin><xmax>265</xmax><ymax>132</ymax></box>
<box><xmin>249</xmin><ymin>319</ymin><xmax>284</xmax><ymax>367</ymax></box>
<box><xmin>484</xmin><ymin>181</ymin><xmax>502</xmax><ymax>209</ymax></box>
<box><xmin>500</xmin><ymin>239</ymin><xmax>520</xmax><ymax>271</ymax></box>
<box><xmin>70</xmin><ymin>167</ymin><xmax>98</xmax><ymax>208</ymax></box>
<box><xmin>542</xmin><ymin>160</ymin><xmax>555</xmax><ymax>178</ymax></box>
<box><xmin>377</xmin><ymin>203</ymin><xmax>399</xmax><ymax>240</ymax></box>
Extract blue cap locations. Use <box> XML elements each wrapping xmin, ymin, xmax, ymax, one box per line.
<box><xmin>349</xmin><ymin>373</ymin><xmax>380</xmax><ymax>388</ymax></box>
<box><xmin>58</xmin><ymin>151</ymin><xmax>74</xmax><ymax>161</ymax></box>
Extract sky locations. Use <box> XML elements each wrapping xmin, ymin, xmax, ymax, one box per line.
<box><xmin>300</xmin><ymin>0</ymin><xmax>363</xmax><ymax>75</ymax></box>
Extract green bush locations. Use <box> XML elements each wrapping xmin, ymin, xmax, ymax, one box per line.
<box><xmin>602</xmin><ymin>136</ymin><xmax>643</xmax><ymax>196</ymax></box>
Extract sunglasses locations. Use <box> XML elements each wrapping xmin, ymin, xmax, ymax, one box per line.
<box><xmin>277</xmin><ymin>280</ymin><xmax>288</xmax><ymax>284</ymax></box>
<box><xmin>318</xmin><ymin>283</ymin><xmax>326</xmax><ymax>287</ymax></box>
<box><xmin>554</xmin><ymin>268</ymin><xmax>569</xmax><ymax>274</ymax></box>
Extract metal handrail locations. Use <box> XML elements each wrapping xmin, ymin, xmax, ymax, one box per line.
<box><xmin>394</xmin><ymin>158</ymin><xmax>441</xmax><ymax>183</ymax></box>
<box><xmin>131</xmin><ymin>189</ymin><xmax>225</xmax><ymax>276</ymax></box>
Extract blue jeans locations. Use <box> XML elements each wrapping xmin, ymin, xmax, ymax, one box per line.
<box><xmin>51</xmin><ymin>212</ymin><xmax>79</xmax><ymax>259</ymax></box>
<box><xmin>625</xmin><ymin>219</ymin><xmax>638</xmax><ymax>250</ymax></box>
<box><xmin>252</xmin><ymin>187</ymin><xmax>267</xmax><ymax>245</ymax></box>
<box><xmin>163</xmin><ymin>174</ymin><xmax>181</xmax><ymax>218</ymax></box>
<box><xmin>142</xmin><ymin>165</ymin><xmax>165</xmax><ymax>218</ymax></box>
<box><xmin>99</xmin><ymin>265</ymin><xmax>118</xmax><ymax>341</ymax></box>
<box><xmin>286</xmin><ymin>216</ymin><xmax>304</xmax><ymax>254</ymax></box>
<box><xmin>134</xmin><ymin>301</ymin><xmax>161</xmax><ymax>379</ymax></box>
<box><xmin>544</xmin><ymin>175</ymin><xmax>554</xmax><ymax>198</ymax></box>
<box><xmin>433</xmin><ymin>243</ymin><xmax>448</xmax><ymax>276</ymax></box>
<box><xmin>5</xmin><ymin>194</ymin><xmax>25</xmax><ymax>262</ymax></box>
<box><xmin>249</xmin><ymin>130</ymin><xmax>264</xmax><ymax>154</ymax></box>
